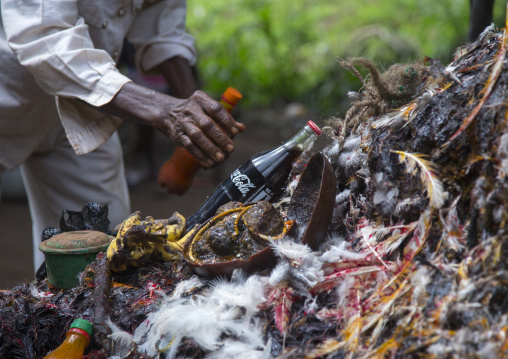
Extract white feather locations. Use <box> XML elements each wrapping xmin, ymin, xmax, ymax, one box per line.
<box><xmin>335</xmin><ymin>189</ymin><xmax>352</xmax><ymax>205</ymax></box>
<box><xmin>135</xmin><ymin>298</ymin><xmax>241</xmax><ymax>354</ymax></box>
<box><xmin>208</xmin><ymin>274</ymin><xmax>268</xmax><ymax>318</ymax></box>
<box><xmin>335</xmin><ymin>276</ymin><xmax>356</xmax><ymax>309</ymax></box>
<box><xmin>172</xmin><ymin>276</ymin><xmax>204</xmax><ymax>298</ymax></box>
<box><xmin>108</xmin><ymin>331</ymin><xmax>136</xmax><ymax>358</ymax></box>
<box><xmin>394</xmin><ymin>197</ymin><xmax>419</xmax><ymax>216</ymax></box>
<box><xmin>323</xmin><ymin>232</ymin><xmax>346</xmax><ymax>247</ymax></box>
<box><xmin>132</xmin><ymin>273</ymin><xmax>273</xmax><ymax>358</ymax></box>
<box><xmin>408</xmin><ymin>267</ymin><xmax>430</xmax><ymax>307</ymax></box>
<box><xmin>29</xmin><ymin>284</ymin><xmax>54</xmax><ymax>299</ymax></box>
<box><xmin>347</xmin><ymin>91</ymin><xmax>360</xmax><ymax>100</ymax></box>
<box><xmin>269</xmin><ymin>262</ymin><xmax>291</xmax><ymax>287</ymax></box>
<box><xmin>496</xmin><ymin>133</ymin><xmax>508</xmax><ymax>179</ymax></box>
<box><xmin>457</xmin><ymin>280</ymin><xmax>477</xmax><ymax>300</ymax></box>
<box><xmin>338</xmin><ymin>150</ymin><xmax>365</xmax><ymax>176</ymax></box>
<box><xmin>270</xmin><ymin>238</ymin><xmax>313</xmax><ymax>262</ymax></box>
<box><xmin>342</xmin><ymin>135</ymin><xmax>362</xmax><ymax>151</ymax></box>
<box><xmin>320</xmin><ymin>241</ymin><xmax>369</xmax><ymax>262</ymax></box>
<box><xmin>206</xmin><ymin>336</ymin><xmax>272</xmax><ymax>359</ymax></box>
<box><xmin>289</xmin><ymin>257</ymin><xmax>323</xmax><ymax>290</ymax></box>
<box><xmin>107</xmin><ymin>318</ymin><xmax>136</xmax><ymax>358</ymax></box>
<box><xmin>372</xmin><ymin>172</ymin><xmax>399</xmax><ymax>215</ymax></box>
<box><xmin>477</xmin><ymin>342</ymin><xmax>501</xmax><ymax>359</ymax></box>
<box><xmin>269</xmin><ymin>238</ymin><xmax>324</xmax><ymax>291</ymax></box>
<box><xmin>166</xmin><ymin>335</ymin><xmax>182</xmax><ymax>359</ymax></box>
<box><xmin>372</xmin><ymin>108</ymin><xmax>408</xmax><ymax>129</ymax></box>
<box><xmin>322</xmin><ymin>139</ymin><xmax>341</xmax><ymax>160</ymax></box>
<box><xmin>304</xmin><ymin>296</ymin><xmax>319</xmax><ymax>315</ymax></box>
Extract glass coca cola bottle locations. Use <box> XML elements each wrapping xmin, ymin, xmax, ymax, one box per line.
<box><xmin>185</xmin><ymin>120</ymin><xmax>322</xmax><ymax>230</ymax></box>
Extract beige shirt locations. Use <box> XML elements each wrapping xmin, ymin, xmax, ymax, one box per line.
<box><xmin>0</xmin><ymin>0</ymin><xmax>196</xmax><ymax>169</ymax></box>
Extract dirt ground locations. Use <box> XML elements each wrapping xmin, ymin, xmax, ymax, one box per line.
<box><xmin>0</xmin><ymin>113</ymin><xmax>314</xmax><ymax>289</ymax></box>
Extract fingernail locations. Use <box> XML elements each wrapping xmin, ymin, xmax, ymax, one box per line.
<box><xmin>207</xmin><ymin>159</ymin><xmax>214</xmax><ymax>167</ymax></box>
<box><xmin>230</xmin><ymin>127</ymin><xmax>238</xmax><ymax>135</ymax></box>
<box><xmin>226</xmin><ymin>144</ymin><xmax>234</xmax><ymax>152</ymax></box>
<box><xmin>216</xmin><ymin>152</ymin><xmax>224</xmax><ymax>161</ymax></box>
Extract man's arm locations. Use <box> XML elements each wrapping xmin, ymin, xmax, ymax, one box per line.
<box><xmin>159</xmin><ymin>56</ymin><xmax>200</xmax><ymax>99</ymax></box>
<box><xmin>99</xmin><ymin>81</ymin><xmax>244</xmax><ymax>168</ymax></box>
<box><xmin>2</xmin><ymin>0</ymin><xmax>245</xmax><ymax>165</ymax></box>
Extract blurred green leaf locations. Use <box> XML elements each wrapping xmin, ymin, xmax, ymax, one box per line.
<box><xmin>187</xmin><ymin>0</ymin><xmax>506</xmax><ymax>115</ymax></box>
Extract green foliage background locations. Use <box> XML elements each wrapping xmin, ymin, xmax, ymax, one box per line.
<box><xmin>187</xmin><ymin>0</ymin><xmax>507</xmax><ymax>114</ymax></box>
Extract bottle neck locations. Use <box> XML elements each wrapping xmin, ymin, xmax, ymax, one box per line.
<box><xmin>282</xmin><ymin>124</ymin><xmax>319</xmax><ymax>151</ymax></box>
<box><xmin>66</xmin><ymin>329</ymin><xmax>90</xmax><ymax>346</ymax></box>
<box><xmin>220</xmin><ymin>99</ymin><xmax>235</xmax><ymax>112</ymax></box>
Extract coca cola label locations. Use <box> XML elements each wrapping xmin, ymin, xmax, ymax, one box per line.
<box><xmin>229</xmin><ymin>162</ymin><xmax>265</xmax><ymax>198</ymax></box>
<box><xmin>248</xmin><ymin>187</ymin><xmax>273</xmax><ymax>202</ymax></box>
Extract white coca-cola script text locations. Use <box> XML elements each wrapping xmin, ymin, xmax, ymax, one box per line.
<box><xmin>231</xmin><ymin>169</ymin><xmax>256</xmax><ymax>196</ymax></box>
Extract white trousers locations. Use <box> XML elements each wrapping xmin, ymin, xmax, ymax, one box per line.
<box><xmin>1</xmin><ymin>122</ymin><xmax>130</xmax><ymax>272</ymax></box>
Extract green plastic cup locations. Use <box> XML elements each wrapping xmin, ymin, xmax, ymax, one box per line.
<box><xmin>39</xmin><ymin>230</ymin><xmax>112</xmax><ymax>290</ymax></box>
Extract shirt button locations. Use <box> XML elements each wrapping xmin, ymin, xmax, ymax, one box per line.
<box><xmin>113</xmin><ymin>51</ymin><xmax>119</xmax><ymax>58</ymax></box>
<box><xmin>102</xmin><ymin>21</ymin><xmax>109</xmax><ymax>29</ymax></box>
<box><xmin>118</xmin><ymin>8</ymin><xmax>125</xmax><ymax>16</ymax></box>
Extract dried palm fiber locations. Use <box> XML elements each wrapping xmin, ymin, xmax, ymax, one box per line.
<box><xmin>334</xmin><ymin>58</ymin><xmax>429</xmax><ymax>146</ymax></box>
<box><xmin>2</xmin><ymin>14</ymin><xmax>508</xmax><ymax>359</ymax></box>
<box><xmin>299</xmin><ymin>21</ymin><xmax>508</xmax><ymax>359</ymax></box>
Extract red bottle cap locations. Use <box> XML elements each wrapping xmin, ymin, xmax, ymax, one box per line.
<box><xmin>307</xmin><ymin>121</ymin><xmax>322</xmax><ymax>136</ymax></box>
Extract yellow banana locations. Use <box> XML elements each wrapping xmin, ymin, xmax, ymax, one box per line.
<box><xmin>107</xmin><ymin>211</ymin><xmax>189</xmax><ymax>272</ymax></box>
<box><xmin>166</xmin><ymin>212</ymin><xmax>186</xmax><ymax>242</ymax></box>
<box><xmin>118</xmin><ymin>211</ymin><xmax>142</xmax><ymax>237</ymax></box>
<box><xmin>107</xmin><ymin>211</ymin><xmax>142</xmax><ymax>261</ymax></box>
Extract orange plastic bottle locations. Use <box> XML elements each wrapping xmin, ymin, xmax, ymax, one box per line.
<box><xmin>157</xmin><ymin>87</ymin><xmax>243</xmax><ymax>195</ymax></box>
<box><xmin>43</xmin><ymin>319</ymin><xmax>93</xmax><ymax>359</ymax></box>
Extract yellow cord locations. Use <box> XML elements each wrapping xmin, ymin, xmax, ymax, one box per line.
<box><xmin>189</xmin><ymin>207</ymin><xmax>245</xmax><ymax>262</ymax></box>
<box><xmin>188</xmin><ymin>203</ymin><xmax>287</xmax><ymax>262</ymax></box>
<box><xmin>254</xmin><ymin>224</ymin><xmax>287</xmax><ymax>241</ymax></box>
<box><xmin>234</xmin><ymin>205</ymin><xmax>253</xmax><ymax>236</ymax></box>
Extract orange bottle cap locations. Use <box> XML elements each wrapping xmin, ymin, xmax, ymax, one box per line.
<box><xmin>221</xmin><ymin>87</ymin><xmax>242</xmax><ymax>107</ymax></box>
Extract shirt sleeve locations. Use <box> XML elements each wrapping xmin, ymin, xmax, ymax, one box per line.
<box><xmin>127</xmin><ymin>0</ymin><xmax>197</xmax><ymax>74</ymax></box>
<box><xmin>1</xmin><ymin>0</ymin><xmax>131</xmax><ymax>155</ymax></box>
<box><xmin>1</xmin><ymin>0</ymin><xmax>131</xmax><ymax>107</ymax></box>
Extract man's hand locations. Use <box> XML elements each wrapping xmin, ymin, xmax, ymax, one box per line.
<box><xmin>99</xmin><ymin>82</ymin><xmax>245</xmax><ymax>168</ymax></box>
<box><xmin>153</xmin><ymin>90</ymin><xmax>245</xmax><ymax>167</ymax></box>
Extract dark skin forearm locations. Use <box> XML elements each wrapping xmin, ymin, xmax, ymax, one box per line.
<box><xmin>159</xmin><ymin>56</ymin><xmax>199</xmax><ymax>99</ymax></box>
<box><xmin>100</xmin><ymin>81</ymin><xmax>174</xmax><ymax>125</ymax></box>
<box><xmin>101</xmin><ymin>57</ymin><xmax>199</xmax><ymax>124</ymax></box>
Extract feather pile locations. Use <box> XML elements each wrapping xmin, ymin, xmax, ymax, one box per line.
<box><xmin>2</xmin><ymin>14</ymin><xmax>508</xmax><ymax>359</ymax></box>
